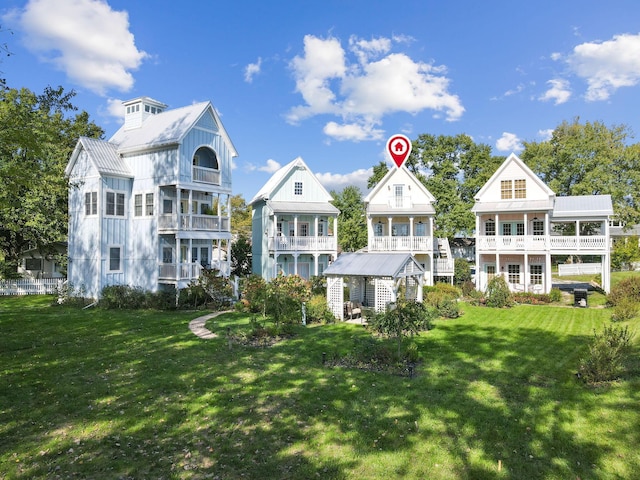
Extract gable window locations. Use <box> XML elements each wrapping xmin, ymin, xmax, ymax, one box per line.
<box><xmin>514</xmin><ymin>179</ymin><xmax>526</xmax><ymax>198</ymax></box>
<box><xmin>394</xmin><ymin>185</ymin><xmax>404</xmax><ymax>207</ymax></box>
<box><xmin>145</xmin><ymin>193</ymin><xmax>154</xmax><ymax>216</ymax></box>
<box><xmin>106</xmin><ymin>192</ymin><xmax>125</xmax><ymax>216</ymax></box>
<box><xmin>294</xmin><ymin>182</ymin><xmax>303</xmax><ymax>195</ymax></box>
<box><xmin>501</xmin><ymin>180</ymin><xmax>512</xmax><ymax>199</ymax></box>
<box><xmin>85</xmin><ymin>191</ymin><xmax>97</xmax><ymax>215</ymax></box>
<box><xmin>134</xmin><ymin>194</ymin><xmax>143</xmax><ymax>216</ymax></box>
<box><xmin>109</xmin><ymin>246</ymin><xmax>122</xmax><ymax>271</ymax></box>
<box><xmin>485</xmin><ymin>219</ymin><xmax>495</xmax><ymax>236</ymax></box>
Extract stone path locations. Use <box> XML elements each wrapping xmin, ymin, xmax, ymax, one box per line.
<box><xmin>188</xmin><ymin>312</ymin><xmax>225</xmax><ymax>339</ymax></box>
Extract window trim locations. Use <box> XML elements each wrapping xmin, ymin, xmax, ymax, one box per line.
<box><xmin>294</xmin><ymin>181</ymin><xmax>303</xmax><ymax>196</ymax></box>
<box><xmin>85</xmin><ymin>191</ymin><xmax>98</xmax><ymax>216</ymax></box>
<box><xmin>105</xmin><ymin>191</ymin><xmax>126</xmax><ymax>217</ymax></box>
<box><xmin>108</xmin><ymin>245</ymin><xmax>123</xmax><ymax>272</ymax></box>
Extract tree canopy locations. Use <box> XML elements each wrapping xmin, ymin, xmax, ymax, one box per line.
<box><xmin>521</xmin><ymin>118</ymin><xmax>640</xmax><ymax>226</ymax></box>
<box><xmin>0</xmin><ymin>86</ymin><xmax>103</xmax><ymax>277</ymax></box>
<box><xmin>330</xmin><ymin>185</ymin><xmax>367</xmax><ymax>252</ymax></box>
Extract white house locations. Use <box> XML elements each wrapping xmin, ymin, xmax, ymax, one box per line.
<box><xmin>249</xmin><ymin>157</ymin><xmax>339</xmax><ymax>281</ymax></box>
<box><xmin>473</xmin><ymin>153</ymin><xmax>613</xmax><ymax>293</ymax></box>
<box><xmin>363</xmin><ymin>165</ymin><xmax>454</xmax><ymax>285</ymax></box>
<box><xmin>65</xmin><ymin>97</ymin><xmax>237</xmax><ymax>298</ymax></box>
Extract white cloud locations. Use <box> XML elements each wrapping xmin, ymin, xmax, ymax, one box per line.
<box><xmin>287</xmin><ymin>34</ymin><xmax>464</xmax><ymax>142</ymax></box>
<box><xmin>538</xmin><ymin>129</ymin><xmax>554</xmax><ymax>141</ymax></box>
<box><xmin>539</xmin><ymin>78</ymin><xmax>572</xmax><ymax>105</ymax></box>
<box><xmin>495</xmin><ymin>132</ymin><xmax>522</xmax><ymax>153</ymax></box>
<box><xmin>323</xmin><ymin>121</ymin><xmax>384</xmax><ymax>142</ymax></box>
<box><xmin>244</xmin><ymin>57</ymin><xmax>262</xmax><ymax>83</ymax></box>
<box><xmin>258</xmin><ymin>159</ymin><xmax>282</xmax><ymax>174</ymax></box>
<box><xmin>315</xmin><ymin>168</ymin><xmax>373</xmax><ymax>193</ymax></box>
<box><xmin>566</xmin><ymin>33</ymin><xmax>640</xmax><ymax>101</ymax></box>
<box><xmin>7</xmin><ymin>0</ymin><xmax>148</xmax><ymax>95</ymax></box>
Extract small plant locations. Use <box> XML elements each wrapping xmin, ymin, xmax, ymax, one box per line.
<box><xmin>607</xmin><ymin>276</ymin><xmax>640</xmax><ymax>306</ymax></box>
<box><xmin>484</xmin><ymin>275</ymin><xmax>514</xmax><ymax>308</ymax></box>
<box><xmin>549</xmin><ymin>288</ymin><xmax>563</xmax><ymax>303</ymax></box>
<box><xmin>305</xmin><ymin>294</ymin><xmax>335</xmax><ymax>324</ymax></box>
<box><xmin>611</xmin><ymin>298</ymin><xmax>639</xmax><ymax>322</ymax></box>
<box><xmin>578</xmin><ymin>324</ymin><xmax>633</xmax><ymax>384</ymax></box>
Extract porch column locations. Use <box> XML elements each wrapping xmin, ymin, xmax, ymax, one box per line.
<box><xmin>429</xmin><ymin>216</ymin><xmax>435</xmax><ymax>286</ymax></box>
<box><xmin>388</xmin><ymin>217</ymin><xmax>393</xmax><ymax>249</ymax></box>
<box><xmin>314</xmin><ymin>216</ymin><xmax>319</xmax><ymax>251</ymax></box>
<box><xmin>293</xmin><ymin>254</ymin><xmax>298</xmax><ymax>276</ymax></box>
<box><xmin>314</xmin><ymin>253</ymin><xmax>319</xmax><ymax>277</ymax></box>
<box><xmin>546</xmin><ymin>252</ymin><xmax>552</xmax><ymax>294</ymax></box>
<box><xmin>294</xmin><ymin>215</ymin><xmax>298</xmax><ymax>238</ymax></box>
<box><xmin>409</xmin><ymin>217</ymin><xmax>414</xmax><ymax>253</ymax></box>
<box><xmin>475</xmin><ymin>215</ymin><xmax>480</xmax><ymax>290</ymax></box>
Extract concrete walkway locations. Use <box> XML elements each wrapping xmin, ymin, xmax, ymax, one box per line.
<box><xmin>188</xmin><ymin>312</ymin><xmax>226</xmax><ymax>339</ymax></box>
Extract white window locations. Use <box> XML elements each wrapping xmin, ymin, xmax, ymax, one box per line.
<box><xmin>485</xmin><ymin>219</ymin><xmax>495</xmax><ymax>236</ymax></box>
<box><xmin>298</xmin><ymin>223</ymin><xmax>309</xmax><ymax>237</ymax></box>
<box><xmin>134</xmin><ymin>194</ymin><xmax>143</xmax><ymax>217</ymax></box>
<box><xmin>109</xmin><ymin>247</ymin><xmax>122</xmax><ymax>271</ymax></box>
<box><xmin>163</xmin><ymin>199</ymin><xmax>173</xmax><ymax>214</ymax></box>
<box><xmin>145</xmin><ymin>193</ymin><xmax>154</xmax><ymax>216</ymax></box>
<box><xmin>415</xmin><ymin>222</ymin><xmax>426</xmax><ymax>237</ymax></box>
<box><xmin>374</xmin><ymin>222</ymin><xmax>383</xmax><ymax>236</ymax></box>
<box><xmin>85</xmin><ymin>191</ymin><xmax>97</xmax><ymax>215</ymax></box>
<box><xmin>502</xmin><ymin>223</ymin><xmax>512</xmax><ymax>236</ymax></box>
<box><xmin>106</xmin><ymin>191</ymin><xmax>125</xmax><ymax>217</ymax></box>
<box><xmin>530</xmin><ymin>265</ymin><xmax>543</xmax><ymax>285</ymax></box>
<box><xmin>533</xmin><ymin>220</ymin><xmax>544</xmax><ymax>236</ymax></box>
<box><xmin>294</xmin><ymin>182</ymin><xmax>303</xmax><ymax>195</ymax></box>
<box><xmin>508</xmin><ymin>264</ymin><xmax>520</xmax><ymax>284</ymax></box>
<box><xmin>394</xmin><ymin>185</ymin><xmax>404</xmax><ymax>207</ymax></box>
<box><xmin>516</xmin><ymin>223</ymin><xmax>525</xmax><ymax>236</ymax></box>
<box><xmin>162</xmin><ymin>247</ymin><xmax>173</xmax><ymax>264</ymax></box>
<box><xmin>318</xmin><ymin>220</ymin><xmax>325</xmax><ymax>236</ymax></box>
<box><xmin>392</xmin><ymin>224</ymin><xmax>409</xmax><ymax>236</ymax></box>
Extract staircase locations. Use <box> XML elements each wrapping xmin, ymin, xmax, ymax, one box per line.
<box><xmin>434</xmin><ymin>238</ymin><xmax>455</xmax><ymax>277</ymax></box>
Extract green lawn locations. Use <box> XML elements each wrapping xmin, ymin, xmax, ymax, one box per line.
<box><xmin>1</xmin><ymin>296</ymin><xmax>639</xmax><ymax>479</ymax></box>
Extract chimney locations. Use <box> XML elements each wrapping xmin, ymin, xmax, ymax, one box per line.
<box><xmin>123</xmin><ymin>97</ymin><xmax>168</xmax><ymax>130</ymax></box>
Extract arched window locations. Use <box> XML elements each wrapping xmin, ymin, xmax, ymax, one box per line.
<box><xmin>193</xmin><ymin>147</ymin><xmax>218</xmax><ymax>170</ymax></box>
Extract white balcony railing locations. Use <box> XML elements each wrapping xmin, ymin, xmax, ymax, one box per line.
<box><xmin>476</xmin><ymin>235</ymin><xmax>608</xmax><ymax>252</ymax></box>
<box><xmin>159</xmin><ymin>262</ymin><xmax>202</xmax><ymax>281</ymax></box>
<box><xmin>434</xmin><ymin>258</ymin><xmax>455</xmax><ymax>275</ymax></box>
<box><xmin>159</xmin><ymin>214</ymin><xmax>230</xmax><ymax>232</ymax></box>
<box><xmin>268</xmin><ymin>236</ymin><xmax>337</xmax><ymax>252</ymax></box>
<box><xmin>368</xmin><ymin>236</ymin><xmax>433</xmax><ymax>252</ymax></box>
<box><xmin>193</xmin><ymin>166</ymin><xmax>220</xmax><ymax>185</ymax></box>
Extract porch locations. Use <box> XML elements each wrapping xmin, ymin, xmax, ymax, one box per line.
<box><xmin>268</xmin><ymin>235</ymin><xmax>337</xmax><ymax>252</ymax></box>
<box><xmin>476</xmin><ymin>235</ymin><xmax>608</xmax><ymax>253</ymax></box>
<box><xmin>159</xmin><ymin>213</ymin><xmax>230</xmax><ymax>232</ymax></box>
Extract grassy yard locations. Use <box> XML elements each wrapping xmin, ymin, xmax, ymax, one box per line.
<box><xmin>1</xmin><ymin>296</ymin><xmax>639</xmax><ymax>479</ymax></box>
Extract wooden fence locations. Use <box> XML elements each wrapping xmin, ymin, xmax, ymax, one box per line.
<box><xmin>0</xmin><ymin>278</ymin><xmax>64</xmax><ymax>296</ymax></box>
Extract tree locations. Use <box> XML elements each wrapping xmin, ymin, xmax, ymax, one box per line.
<box><xmin>522</xmin><ymin>118</ymin><xmax>640</xmax><ymax>226</ymax></box>
<box><xmin>611</xmin><ymin>236</ymin><xmax>640</xmax><ymax>271</ymax></box>
<box><xmin>231</xmin><ymin>233</ymin><xmax>252</xmax><ymax>277</ymax></box>
<box><xmin>330</xmin><ymin>186</ymin><xmax>367</xmax><ymax>252</ymax></box>
<box><xmin>230</xmin><ymin>194</ymin><xmax>252</xmax><ymax>237</ymax></box>
<box><xmin>369</xmin><ymin>299</ymin><xmax>431</xmax><ymax>358</ymax></box>
<box><xmin>0</xmin><ymin>86</ymin><xmax>103</xmax><ymax>277</ymax></box>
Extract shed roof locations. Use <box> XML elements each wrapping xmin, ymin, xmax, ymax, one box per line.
<box><xmin>323</xmin><ymin>252</ymin><xmax>424</xmax><ymax>278</ymax></box>
<box><xmin>552</xmin><ymin>195</ymin><xmax>613</xmax><ymax>218</ymax></box>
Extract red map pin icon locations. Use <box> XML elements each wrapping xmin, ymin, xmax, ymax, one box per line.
<box><xmin>386</xmin><ymin>134</ymin><xmax>412</xmax><ymax>168</ymax></box>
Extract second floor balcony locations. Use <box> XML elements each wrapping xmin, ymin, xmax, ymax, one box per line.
<box><xmin>159</xmin><ymin>213</ymin><xmax>230</xmax><ymax>232</ymax></box>
<box><xmin>476</xmin><ymin>235</ymin><xmax>608</xmax><ymax>253</ymax></box>
<box><xmin>368</xmin><ymin>236</ymin><xmax>433</xmax><ymax>252</ymax></box>
<box><xmin>193</xmin><ymin>165</ymin><xmax>221</xmax><ymax>185</ymax></box>
<box><xmin>268</xmin><ymin>235</ymin><xmax>337</xmax><ymax>252</ymax></box>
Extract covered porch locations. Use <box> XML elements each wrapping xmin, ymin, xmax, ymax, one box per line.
<box><xmin>322</xmin><ymin>252</ymin><xmax>425</xmax><ymax>320</ymax></box>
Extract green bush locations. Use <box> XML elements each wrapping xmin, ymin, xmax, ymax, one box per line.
<box><xmin>100</xmin><ymin>285</ymin><xmax>177</xmax><ymax>310</ymax></box>
<box><xmin>549</xmin><ymin>288</ymin><xmax>563</xmax><ymax>303</ymax></box>
<box><xmin>611</xmin><ymin>298</ymin><xmax>639</xmax><ymax>322</ymax></box>
<box><xmin>607</xmin><ymin>276</ymin><xmax>640</xmax><ymax>306</ymax></box>
<box><xmin>454</xmin><ymin>258</ymin><xmax>471</xmax><ymax>285</ymax></box>
<box><xmin>461</xmin><ymin>280</ymin><xmax>477</xmax><ymax>298</ymax></box>
<box><xmin>240</xmin><ymin>275</ymin><xmax>267</xmax><ymax>313</ymax></box>
<box><xmin>485</xmin><ymin>276</ymin><xmax>514</xmax><ymax>308</ymax></box>
<box><xmin>438</xmin><ymin>299</ymin><xmax>461</xmax><ymax>318</ymax></box>
<box><xmin>513</xmin><ymin>292</ymin><xmax>552</xmax><ymax>305</ymax></box>
<box><xmin>305</xmin><ymin>294</ymin><xmax>335</xmax><ymax>324</ymax></box>
<box><xmin>578</xmin><ymin>324</ymin><xmax>633</xmax><ymax>383</ymax></box>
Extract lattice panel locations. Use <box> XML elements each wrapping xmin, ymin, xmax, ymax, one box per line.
<box><xmin>375</xmin><ymin>279</ymin><xmax>394</xmax><ymax>312</ymax></box>
<box><xmin>326</xmin><ymin>277</ymin><xmax>344</xmax><ymax>319</ymax></box>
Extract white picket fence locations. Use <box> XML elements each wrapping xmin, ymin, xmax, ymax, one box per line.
<box><xmin>557</xmin><ymin>263</ymin><xmax>602</xmax><ymax>276</ymax></box>
<box><xmin>0</xmin><ymin>278</ymin><xmax>64</xmax><ymax>296</ymax></box>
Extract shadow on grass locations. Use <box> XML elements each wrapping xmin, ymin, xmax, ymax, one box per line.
<box><xmin>1</xmin><ymin>298</ymin><xmax>638</xmax><ymax>479</ymax></box>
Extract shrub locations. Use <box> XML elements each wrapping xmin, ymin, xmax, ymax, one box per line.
<box><xmin>461</xmin><ymin>280</ymin><xmax>477</xmax><ymax>298</ymax></box>
<box><xmin>549</xmin><ymin>288</ymin><xmax>563</xmax><ymax>303</ymax></box>
<box><xmin>241</xmin><ymin>275</ymin><xmax>268</xmax><ymax>314</ymax></box>
<box><xmin>611</xmin><ymin>298</ymin><xmax>639</xmax><ymax>322</ymax></box>
<box><xmin>578</xmin><ymin>324</ymin><xmax>633</xmax><ymax>384</ymax></box>
<box><xmin>513</xmin><ymin>292</ymin><xmax>552</xmax><ymax>305</ymax></box>
<box><xmin>438</xmin><ymin>299</ymin><xmax>461</xmax><ymax>318</ymax></box>
<box><xmin>100</xmin><ymin>285</ymin><xmax>147</xmax><ymax>309</ymax></box>
<box><xmin>266</xmin><ymin>275</ymin><xmax>311</xmax><ymax>327</ymax></box>
<box><xmin>607</xmin><ymin>276</ymin><xmax>640</xmax><ymax>306</ymax></box>
<box><xmin>305</xmin><ymin>294</ymin><xmax>335</xmax><ymax>324</ymax></box>
<box><xmin>454</xmin><ymin>258</ymin><xmax>471</xmax><ymax>285</ymax></box>
<box><xmin>178</xmin><ymin>269</ymin><xmax>234</xmax><ymax>311</ymax></box>
<box><xmin>485</xmin><ymin>275</ymin><xmax>513</xmax><ymax>308</ymax></box>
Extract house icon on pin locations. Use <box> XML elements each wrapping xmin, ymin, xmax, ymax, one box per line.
<box><xmin>394</xmin><ymin>142</ymin><xmax>404</xmax><ymax>152</ymax></box>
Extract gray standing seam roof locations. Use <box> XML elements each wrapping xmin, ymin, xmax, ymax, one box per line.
<box><xmin>81</xmin><ymin>137</ymin><xmax>132</xmax><ymax>177</ymax></box>
<box><xmin>552</xmin><ymin>195</ymin><xmax>613</xmax><ymax>217</ymax></box>
<box><xmin>323</xmin><ymin>252</ymin><xmax>423</xmax><ymax>277</ymax></box>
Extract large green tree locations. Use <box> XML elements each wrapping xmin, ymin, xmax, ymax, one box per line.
<box><xmin>330</xmin><ymin>185</ymin><xmax>367</xmax><ymax>252</ymax></box>
<box><xmin>0</xmin><ymin>86</ymin><xmax>103</xmax><ymax>277</ymax></box>
<box><xmin>230</xmin><ymin>193</ymin><xmax>252</xmax><ymax>237</ymax></box>
<box><xmin>521</xmin><ymin>118</ymin><xmax>640</xmax><ymax>226</ymax></box>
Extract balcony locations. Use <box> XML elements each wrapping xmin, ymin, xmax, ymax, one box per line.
<box><xmin>158</xmin><ymin>261</ymin><xmax>230</xmax><ymax>281</ymax></box>
<box><xmin>159</xmin><ymin>214</ymin><xmax>230</xmax><ymax>232</ymax></box>
<box><xmin>368</xmin><ymin>236</ymin><xmax>433</xmax><ymax>252</ymax></box>
<box><xmin>476</xmin><ymin>235</ymin><xmax>608</xmax><ymax>252</ymax></box>
<box><xmin>193</xmin><ymin>165</ymin><xmax>220</xmax><ymax>185</ymax></box>
<box><xmin>434</xmin><ymin>258</ymin><xmax>455</xmax><ymax>276</ymax></box>
<box><xmin>268</xmin><ymin>235</ymin><xmax>337</xmax><ymax>252</ymax></box>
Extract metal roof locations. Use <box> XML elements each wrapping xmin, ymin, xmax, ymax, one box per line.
<box><xmin>367</xmin><ymin>202</ymin><xmax>435</xmax><ymax>215</ymax></box>
<box><xmin>323</xmin><ymin>252</ymin><xmax>424</xmax><ymax>278</ymax></box>
<box><xmin>472</xmin><ymin>199</ymin><xmax>553</xmax><ymax>213</ymax></box>
<box><xmin>552</xmin><ymin>195</ymin><xmax>613</xmax><ymax>218</ymax></box>
<box><xmin>79</xmin><ymin>137</ymin><xmax>132</xmax><ymax>177</ymax></box>
<box><xmin>268</xmin><ymin>201</ymin><xmax>339</xmax><ymax>215</ymax></box>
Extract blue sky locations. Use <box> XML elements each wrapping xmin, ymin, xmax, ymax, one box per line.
<box><xmin>3</xmin><ymin>0</ymin><xmax>640</xmax><ymax>201</ymax></box>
